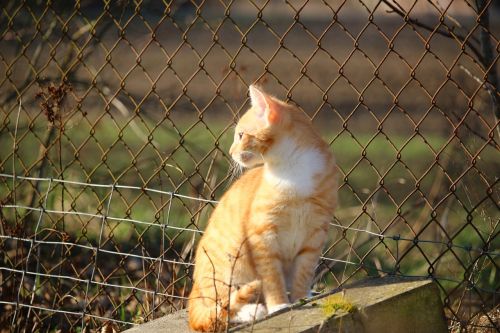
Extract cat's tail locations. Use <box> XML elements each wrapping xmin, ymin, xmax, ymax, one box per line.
<box><xmin>188</xmin><ymin>279</ymin><xmax>265</xmax><ymax>332</ymax></box>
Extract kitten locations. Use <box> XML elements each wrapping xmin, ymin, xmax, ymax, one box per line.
<box><xmin>188</xmin><ymin>85</ymin><xmax>338</xmax><ymax>331</ymax></box>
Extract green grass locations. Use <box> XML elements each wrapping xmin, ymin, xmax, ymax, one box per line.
<box><xmin>2</xmin><ymin>115</ymin><xmax>498</xmax><ymax>244</ymax></box>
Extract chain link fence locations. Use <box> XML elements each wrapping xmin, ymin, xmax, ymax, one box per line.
<box><xmin>0</xmin><ymin>0</ymin><xmax>498</xmax><ymax>332</ymax></box>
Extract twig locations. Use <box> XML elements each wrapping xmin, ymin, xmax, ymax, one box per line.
<box><xmin>10</xmin><ymin>99</ymin><xmax>22</xmax><ymax>229</ymax></box>
<box><xmin>380</xmin><ymin>0</ymin><xmax>485</xmax><ymax>64</ymax></box>
<box><xmin>202</xmin><ymin>246</ymin><xmax>220</xmax><ymax>331</ymax></box>
<box><xmin>458</xmin><ymin>64</ymin><xmax>500</xmax><ymax>140</ymax></box>
<box><xmin>429</xmin><ymin>0</ymin><xmax>480</xmax><ymax>45</ymax></box>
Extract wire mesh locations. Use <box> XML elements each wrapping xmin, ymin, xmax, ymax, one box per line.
<box><xmin>0</xmin><ymin>1</ymin><xmax>498</xmax><ymax>332</ymax></box>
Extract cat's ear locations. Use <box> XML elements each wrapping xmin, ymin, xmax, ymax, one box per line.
<box><xmin>249</xmin><ymin>85</ymin><xmax>279</xmax><ymax>125</ymax></box>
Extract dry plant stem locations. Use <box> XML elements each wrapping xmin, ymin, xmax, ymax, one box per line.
<box><xmin>462</xmin><ymin>219</ymin><xmax>499</xmax><ymax>325</ymax></box>
<box><xmin>26</xmin><ymin>113</ymin><xmax>58</xmax><ymax>224</ymax></box>
<box><xmin>55</xmin><ymin>90</ymin><xmax>67</xmax><ymax>325</ymax></box>
<box><xmin>153</xmin><ymin>173</ymin><xmax>169</xmax><ymax>319</ymax></box>
<box><xmin>10</xmin><ymin>100</ymin><xmax>22</xmax><ymax>231</ymax></box>
<box><xmin>23</xmin><ymin>15</ymin><xmax>113</xmax><ymax>231</ymax></box>
<box><xmin>226</xmin><ymin>240</ymin><xmax>246</xmax><ymax>333</ymax></box>
<box><xmin>476</xmin><ymin>0</ymin><xmax>500</xmax><ymax>139</ymax></box>
<box><xmin>192</xmin><ymin>150</ymin><xmax>219</xmax><ymax>234</ymax></box>
<box><xmin>82</xmin><ymin>62</ymin><xmax>183</xmax><ymax>176</ymax></box>
<box><xmin>454</xmin><ymin>176</ymin><xmax>499</xmax><ymax>324</ymax></box>
<box><xmin>174</xmin><ymin>151</ymin><xmax>221</xmax><ymax>307</ymax></box>
<box><xmin>458</xmin><ymin>64</ymin><xmax>500</xmax><ymax>141</ymax></box>
<box><xmin>432</xmin><ymin>0</ymin><xmax>465</xmax><ymax>31</ymax></box>
<box><xmin>405</xmin><ymin>147</ymin><xmax>452</xmax><ymax>241</ymax></box>
<box><xmin>102</xmin><ymin>86</ymin><xmax>161</xmax><ymax>148</ymax></box>
<box><xmin>203</xmin><ymin>247</ymin><xmax>220</xmax><ymax>331</ymax></box>
<box><xmin>180</xmin><ymin>150</ymin><xmax>219</xmax><ymax>272</ymax></box>
<box><xmin>339</xmin><ymin>196</ymin><xmax>376</xmax><ymax>284</ymax></box>
<box><xmin>312</xmin><ymin>198</ymin><xmax>426</xmax><ymax>285</ymax></box>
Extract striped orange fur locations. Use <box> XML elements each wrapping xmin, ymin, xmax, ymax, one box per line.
<box><xmin>188</xmin><ymin>85</ymin><xmax>338</xmax><ymax>332</ymax></box>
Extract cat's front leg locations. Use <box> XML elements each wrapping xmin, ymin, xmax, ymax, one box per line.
<box><xmin>258</xmin><ymin>255</ymin><xmax>290</xmax><ymax>314</ymax></box>
<box><xmin>289</xmin><ymin>228</ymin><xmax>326</xmax><ymax>302</ymax></box>
<box><xmin>289</xmin><ymin>249</ymin><xmax>319</xmax><ymax>302</ymax></box>
<box><xmin>247</xmin><ymin>231</ymin><xmax>290</xmax><ymax>312</ymax></box>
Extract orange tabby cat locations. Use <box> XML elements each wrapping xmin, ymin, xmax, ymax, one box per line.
<box><xmin>188</xmin><ymin>85</ymin><xmax>337</xmax><ymax>331</ymax></box>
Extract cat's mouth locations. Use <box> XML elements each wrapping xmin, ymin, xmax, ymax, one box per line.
<box><xmin>233</xmin><ymin>151</ymin><xmax>256</xmax><ymax>166</ymax></box>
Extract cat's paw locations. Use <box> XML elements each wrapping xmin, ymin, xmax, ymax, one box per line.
<box><xmin>267</xmin><ymin>303</ymin><xmax>290</xmax><ymax>314</ymax></box>
<box><xmin>231</xmin><ymin>303</ymin><xmax>267</xmax><ymax>323</ymax></box>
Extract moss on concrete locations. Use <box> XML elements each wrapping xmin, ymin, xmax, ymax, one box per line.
<box><xmin>320</xmin><ymin>293</ymin><xmax>357</xmax><ymax>318</ymax></box>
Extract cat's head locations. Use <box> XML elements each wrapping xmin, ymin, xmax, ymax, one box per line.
<box><xmin>229</xmin><ymin>85</ymin><xmax>295</xmax><ymax>168</ymax></box>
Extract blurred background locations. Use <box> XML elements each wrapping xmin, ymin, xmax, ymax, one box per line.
<box><xmin>0</xmin><ymin>0</ymin><xmax>498</xmax><ymax>332</ymax></box>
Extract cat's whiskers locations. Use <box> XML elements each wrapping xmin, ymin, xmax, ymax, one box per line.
<box><xmin>227</xmin><ymin>159</ymin><xmax>243</xmax><ymax>186</ymax></box>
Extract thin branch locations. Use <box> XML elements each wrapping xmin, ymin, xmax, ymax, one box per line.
<box><xmin>458</xmin><ymin>64</ymin><xmax>500</xmax><ymax>140</ymax></box>
<box><xmin>380</xmin><ymin>0</ymin><xmax>485</xmax><ymax>64</ymax></box>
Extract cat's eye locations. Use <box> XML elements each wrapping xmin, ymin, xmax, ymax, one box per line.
<box><xmin>238</xmin><ymin>132</ymin><xmax>244</xmax><ymax>139</ymax></box>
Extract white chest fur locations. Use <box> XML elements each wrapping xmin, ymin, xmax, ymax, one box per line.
<box><xmin>263</xmin><ymin>138</ymin><xmax>325</xmax><ymax>197</ymax></box>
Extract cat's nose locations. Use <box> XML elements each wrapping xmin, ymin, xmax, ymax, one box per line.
<box><xmin>229</xmin><ymin>144</ymin><xmax>235</xmax><ymax>156</ymax></box>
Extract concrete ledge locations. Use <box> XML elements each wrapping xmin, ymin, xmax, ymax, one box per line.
<box><xmin>124</xmin><ymin>277</ymin><xmax>447</xmax><ymax>333</ymax></box>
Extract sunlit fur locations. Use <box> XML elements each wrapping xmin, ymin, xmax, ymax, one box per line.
<box><xmin>188</xmin><ymin>85</ymin><xmax>338</xmax><ymax>332</ymax></box>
